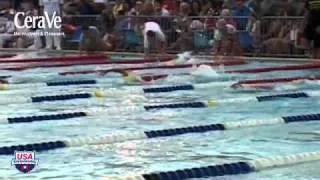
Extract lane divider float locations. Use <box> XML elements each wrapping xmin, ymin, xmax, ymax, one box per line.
<box><xmin>0</xmin><ymin>113</ymin><xmax>318</xmax><ymax>154</ymax></box>
<box><xmin>232</xmin><ymin>76</ymin><xmax>320</xmax><ymax>89</ymax></box>
<box><xmin>0</xmin><ymin>55</ymin><xmax>107</xmax><ymax>63</ymax></box>
<box><xmin>0</xmin><ymin>57</ymin><xmax>176</xmax><ymax>71</ymax></box>
<box><xmin>0</xmin><ymin>90</ymin><xmax>319</xmax><ymax>107</ymax></box>
<box><xmin>226</xmin><ymin>63</ymin><xmax>320</xmax><ymax>74</ymax></box>
<box><xmin>0</xmin><ymin>80</ymin><xmax>234</xmax><ymax>91</ymax></box>
<box><xmin>107</xmin><ymin>151</ymin><xmax>320</xmax><ymax>180</ymax></box>
<box><xmin>59</xmin><ymin>60</ymin><xmax>248</xmax><ymax>76</ymax></box>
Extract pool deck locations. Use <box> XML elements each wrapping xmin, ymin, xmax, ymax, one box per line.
<box><xmin>0</xmin><ymin>48</ymin><xmax>319</xmax><ymax>63</ymax></box>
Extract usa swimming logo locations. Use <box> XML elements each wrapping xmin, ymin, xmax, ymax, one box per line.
<box><xmin>11</xmin><ymin>151</ymin><xmax>39</xmax><ymax>173</ymax></box>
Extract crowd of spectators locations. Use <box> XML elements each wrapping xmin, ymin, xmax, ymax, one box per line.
<box><xmin>0</xmin><ymin>0</ymin><xmax>309</xmax><ymax>55</ymax></box>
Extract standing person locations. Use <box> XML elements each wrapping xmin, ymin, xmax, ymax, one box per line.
<box><xmin>143</xmin><ymin>21</ymin><xmax>167</xmax><ymax>56</ymax></box>
<box><xmin>304</xmin><ymin>0</ymin><xmax>320</xmax><ymax>59</ymax></box>
<box><xmin>39</xmin><ymin>0</ymin><xmax>63</xmax><ymax>50</ymax></box>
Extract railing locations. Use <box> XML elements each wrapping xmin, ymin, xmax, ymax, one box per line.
<box><xmin>62</xmin><ymin>15</ymin><xmax>308</xmax><ymax>57</ymax></box>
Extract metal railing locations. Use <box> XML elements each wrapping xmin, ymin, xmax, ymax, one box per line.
<box><xmin>62</xmin><ymin>15</ymin><xmax>308</xmax><ymax>57</ymax></box>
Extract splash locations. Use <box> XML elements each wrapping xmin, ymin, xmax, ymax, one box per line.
<box><xmin>190</xmin><ymin>64</ymin><xmax>220</xmax><ymax>77</ymax></box>
<box><xmin>175</xmin><ymin>51</ymin><xmax>192</xmax><ymax>64</ymax></box>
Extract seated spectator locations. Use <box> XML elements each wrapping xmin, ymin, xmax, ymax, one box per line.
<box><xmin>63</xmin><ymin>1</ymin><xmax>78</xmax><ymax>15</ymax></box>
<box><xmin>169</xmin><ymin>2</ymin><xmax>193</xmax><ymax>51</ymax></box>
<box><xmin>77</xmin><ymin>0</ymin><xmax>97</xmax><ymax>14</ymax></box>
<box><xmin>190</xmin><ymin>0</ymin><xmax>202</xmax><ymax>16</ymax></box>
<box><xmin>100</xmin><ymin>8</ymin><xmax>116</xmax><ymax>35</ymax></box>
<box><xmin>220</xmin><ymin>9</ymin><xmax>236</xmax><ymax>26</ymax></box>
<box><xmin>0</xmin><ymin>11</ymin><xmax>15</xmax><ymax>48</ymax></box>
<box><xmin>212</xmin><ymin>19</ymin><xmax>242</xmax><ymax>56</ymax></box>
<box><xmin>141</xmin><ymin>1</ymin><xmax>155</xmax><ymax>16</ymax></box>
<box><xmin>79</xmin><ymin>25</ymin><xmax>115</xmax><ymax>53</ymax></box>
<box><xmin>128</xmin><ymin>0</ymin><xmax>143</xmax><ymax>15</ymax></box>
<box><xmin>154</xmin><ymin>0</ymin><xmax>170</xmax><ymax>16</ymax></box>
<box><xmin>113</xmin><ymin>0</ymin><xmax>126</xmax><ymax>17</ymax></box>
<box><xmin>200</xmin><ymin>0</ymin><xmax>214</xmax><ymax>16</ymax></box>
<box><xmin>189</xmin><ymin>19</ymin><xmax>205</xmax><ymax>32</ymax></box>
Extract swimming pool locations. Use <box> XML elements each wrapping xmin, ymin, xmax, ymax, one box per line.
<box><xmin>0</xmin><ymin>54</ymin><xmax>319</xmax><ymax>179</ymax></box>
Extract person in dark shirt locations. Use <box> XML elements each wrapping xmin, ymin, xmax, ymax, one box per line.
<box><xmin>304</xmin><ymin>0</ymin><xmax>320</xmax><ymax>58</ymax></box>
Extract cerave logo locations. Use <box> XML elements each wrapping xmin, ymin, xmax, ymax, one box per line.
<box><xmin>11</xmin><ymin>151</ymin><xmax>39</xmax><ymax>173</ymax></box>
<box><xmin>14</xmin><ymin>11</ymin><xmax>62</xmax><ymax>29</ymax></box>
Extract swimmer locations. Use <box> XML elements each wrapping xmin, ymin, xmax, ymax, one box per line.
<box><xmin>79</xmin><ymin>25</ymin><xmax>114</xmax><ymax>54</ymax></box>
<box><xmin>99</xmin><ymin>69</ymin><xmax>166</xmax><ymax>84</ymax></box>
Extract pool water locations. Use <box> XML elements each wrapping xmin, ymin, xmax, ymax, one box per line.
<box><xmin>0</xmin><ymin>55</ymin><xmax>319</xmax><ymax>179</ymax></box>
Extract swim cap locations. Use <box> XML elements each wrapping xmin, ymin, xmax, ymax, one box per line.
<box><xmin>123</xmin><ymin>72</ymin><xmax>142</xmax><ymax>84</ymax></box>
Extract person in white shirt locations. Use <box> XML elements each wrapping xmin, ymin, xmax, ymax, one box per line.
<box><xmin>143</xmin><ymin>21</ymin><xmax>167</xmax><ymax>55</ymax></box>
<box><xmin>39</xmin><ymin>0</ymin><xmax>63</xmax><ymax>50</ymax></box>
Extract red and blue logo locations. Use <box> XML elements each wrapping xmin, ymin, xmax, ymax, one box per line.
<box><xmin>11</xmin><ymin>151</ymin><xmax>39</xmax><ymax>173</ymax></box>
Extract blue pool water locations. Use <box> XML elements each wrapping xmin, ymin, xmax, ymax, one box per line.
<box><xmin>0</xmin><ymin>55</ymin><xmax>319</xmax><ymax>179</ymax></box>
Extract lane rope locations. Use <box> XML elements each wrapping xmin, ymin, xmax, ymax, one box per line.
<box><xmin>1</xmin><ymin>57</ymin><xmax>176</xmax><ymax>71</ymax></box>
<box><xmin>0</xmin><ymin>90</ymin><xmax>319</xmax><ymax>106</ymax></box>
<box><xmin>59</xmin><ymin>60</ymin><xmax>247</xmax><ymax>76</ymax></box>
<box><xmin>226</xmin><ymin>63</ymin><xmax>320</xmax><ymax>74</ymax></box>
<box><xmin>0</xmin><ymin>113</ymin><xmax>318</xmax><ymax>154</ymax></box>
<box><xmin>106</xmin><ymin>151</ymin><xmax>320</xmax><ymax>180</ymax></box>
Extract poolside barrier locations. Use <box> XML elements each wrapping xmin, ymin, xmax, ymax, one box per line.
<box><xmin>108</xmin><ymin>151</ymin><xmax>320</xmax><ymax>180</ymax></box>
<box><xmin>0</xmin><ymin>113</ymin><xmax>318</xmax><ymax>154</ymax></box>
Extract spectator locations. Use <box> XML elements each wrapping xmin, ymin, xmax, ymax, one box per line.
<box><xmin>39</xmin><ymin>0</ymin><xmax>63</xmax><ymax>50</ymax></box>
<box><xmin>220</xmin><ymin>8</ymin><xmax>236</xmax><ymax>26</ymax></box>
<box><xmin>200</xmin><ymin>0</ymin><xmax>214</xmax><ymax>16</ymax></box>
<box><xmin>63</xmin><ymin>1</ymin><xmax>78</xmax><ymax>15</ymax></box>
<box><xmin>190</xmin><ymin>0</ymin><xmax>202</xmax><ymax>16</ymax></box>
<box><xmin>100</xmin><ymin>8</ymin><xmax>116</xmax><ymax>35</ymax></box>
<box><xmin>79</xmin><ymin>25</ymin><xmax>114</xmax><ymax>53</ymax></box>
<box><xmin>141</xmin><ymin>1</ymin><xmax>155</xmax><ymax>16</ymax></box>
<box><xmin>246</xmin><ymin>12</ymin><xmax>261</xmax><ymax>49</ymax></box>
<box><xmin>0</xmin><ymin>11</ymin><xmax>15</xmax><ymax>48</ymax></box>
<box><xmin>113</xmin><ymin>0</ymin><xmax>126</xmax><ymax>17</ymax></box>
<box><xmin>169</xmin><ymin>2</ymin><xmax>193</xmax><ymax>51</ymax></box>
<box><xmin>76</xmin><ymin>0</ymin><xmax>97</xmax><ymax>14</ymax></box>
<box><xmin>129</xmin><ymin>0</ymin><xmax>143</xmax><ymax>15</ymax></box>
<box><xmin>303</xmin><ymin>0</ymin><xmax>320</xmax><ymax>58</ymax></box>
<box><xmin>212</xmin><ymin>19</ymin><xmax>242</xmax><ymax>56</ymax></box>
<box><xmin>154</xmin><ymin>0</ymin><xmax>170</xmax><ymax>16</ymax></box>
<box><xmin>233</xmin><ymin>0</ymin><xmax>253</xmax><ymax>31</ymax></box>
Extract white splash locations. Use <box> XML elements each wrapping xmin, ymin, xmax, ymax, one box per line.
<box><xmin>175</xmin><ymin>51</ymin><xmax>192</xmax><ymax>64</ymax></box>
<box><xmin>190</xmin><ymin>64</ymin><xmax>220</xmax><ymax>77</ymax></box>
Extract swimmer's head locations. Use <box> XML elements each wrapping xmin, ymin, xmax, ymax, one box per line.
<box><xmin>146</xmin><ymin>30</ymin><xmax>155</xmax><ymax>38</ymax></box>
